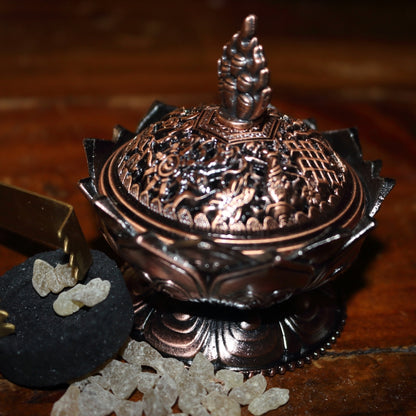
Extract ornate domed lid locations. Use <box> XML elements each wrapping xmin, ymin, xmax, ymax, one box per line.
<box><xmin>97</xmin><ymin>15</ymin><xmax>364</xmax><ymax>251</ymax></box>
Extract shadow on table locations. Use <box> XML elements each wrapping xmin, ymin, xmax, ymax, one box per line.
<box><xmin>334</xmin><ymin>235</ymin><xmax>385</xmax><ymax>302</ymax></box>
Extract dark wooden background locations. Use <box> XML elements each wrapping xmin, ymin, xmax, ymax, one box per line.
<box><xmin>0</xmin><ymin>1</ymin><xmax>415</xmax><ymax>415</ymax></box>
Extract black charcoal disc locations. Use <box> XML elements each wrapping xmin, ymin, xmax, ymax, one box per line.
<box><xmin>0</xmin><ymin>249</ymin><xmax>133</xmax><ymax>388</ymax></box>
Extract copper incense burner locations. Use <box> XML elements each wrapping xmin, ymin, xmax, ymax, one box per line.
<box><xmin>80</xmin><ymin>16</ymin><xmax>393</xmax><ymax>374</ymax></box>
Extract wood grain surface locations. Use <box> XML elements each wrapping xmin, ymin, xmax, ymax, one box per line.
<box><xmin>0</xmin><ymin>1</ymin><xmax>415</xmax><ymax>415</ymax></box>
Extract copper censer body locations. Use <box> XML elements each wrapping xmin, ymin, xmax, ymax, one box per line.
<box><xmin>80</xmin><ymin>16</ymin><xmax>394</xmax><ymax>375</ymax></box>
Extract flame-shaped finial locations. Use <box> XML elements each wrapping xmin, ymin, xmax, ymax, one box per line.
<box><xmin>218</xmin><ymin>15</ymin><xmax>272</xmax><ymax>123</ymax></box>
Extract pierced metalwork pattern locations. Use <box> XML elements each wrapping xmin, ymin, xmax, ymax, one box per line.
<box><xmin>115</xmin><ymin>106</ymin><xmax>349</xmax><ymax>236</ymax></box>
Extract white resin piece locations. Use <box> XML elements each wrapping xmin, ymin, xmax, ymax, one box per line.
<box><xmin>53</xmin><ymin>291</ymin><xmax>83</xmax><ymax>316</ymax></box>
<box><xmin>72</xmin><ymin>377</ymin><xmax>91</xmax><ymax>392</ymax></box>
<box><xmin>190</xmin><ymin>404</ymin><xmax>211</xmax><ymax>416</ymax></box>
<box><xmin>205</xmin><ymin>380</ymin><xmax>228</xmax><ymax>395</ymax></box>
<box><xmin>121</xmin><ymin>339</ymin><xmax>164</xmax><ymax>371</ymax></box>
<box><xmin>52</xmin><ymin>278</ymin><xmax>110</xmax><ymax>317</ymax></box>
<box><xmin>87</xmin><ymin>375</ymin><xmax>112</xmax><ymax>391</ymax></box>
<box><xmin>229</xmin><ymin>374</ymin><xmax>267</xmax><ymax>405</ymax></box>
<box><xmin>52</xmin><ymin>262</ymin><xmax>77</xmax><ymax>293</ymax></box>
<box><xmin>120</xmin><ymin>339</ymin><xmax>141</xmax><ymax>364</ymax></box>
<box><xmin>78</xmin><ymin>382</ymin><xmax>116</xmax><ymax>416</ymax></box>
<box><xmin>100</xmin><ymin>360</ymin><xmax>138</xmax><ymax>399</ymax></box>
<box><xmin>154</xmin><ymin>374</ymin><xmax>178</xmax><ymax>409</ymax></box>
<box><xmin>52</xmin><ymin>341</ymin><xmax>290</xmax><ymax>416</ymax></box>
<box><xmin>189</xmin><ymin>353</ymin><xmax>215</xmax><ymax>385</ymax></box>
<box><xmin>178</xmin><ymin>390</ymin><xmax>203</xmax><ymax>415</ymax></box>
<box><xmin>177</xmin><ymin>374</ymin><xmax>207</xmax><ymax>414</ymax></box>
<box><xmin>142</xmin><ymin>388</ymin><xmax>170</xmax><ymax>416</ymax></box>
<box><xmin>70</xmin><ymin>278</ymin><xmax>110</xmax><ymax>307</ymax></box>
<box><xmin>137</xmin><ymin>372</ymin><xmax>160</xmax><ymax>394</ymax></box>
<box><xmin>114</xmin><ymin>399</ymin><xmax>143</xmax><ymax>416</ymax></box>
<box><xmin>202</xmin><ymin>390</ymin><xmax>241</xmax><ymax>416</ymax></box>
<box><xmin>247</xmin><ymin>387</ymin><xmax>290</xmax><ymax>415</ymax></box>
<box><xmin>159</xmin><ymin>357</ymin><xmax>186</xmax><ymax>384</ymax></box>
<box><xmin>215</xmin><ymin>369</ymin><xmax>244</xmax><ymax>393</ymax></box>
<box><xmin>32</xmin><ymin>259</ymin><xmax>56</xmax><ymax>297</ymax></box>
<box><xmin>50</xmin><ymin>385</ymin><xmax>80</xmax><ymax>416</ymax></box>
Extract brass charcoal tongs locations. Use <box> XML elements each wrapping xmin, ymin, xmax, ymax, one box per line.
<box><xmin>0</xmin><ymin>183</ymin><xmax>92</xmax><ymax>337</ymax></box>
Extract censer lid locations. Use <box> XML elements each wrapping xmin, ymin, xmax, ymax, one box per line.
<box><xmin>98</xmin><ymin>15</ymin><xmax>364</xmax><ymax>248</ymax></box>
<box><xmin>81</xmin><ymin>13</ymin><xmax>393</xmax><ymax>311</ymax></box>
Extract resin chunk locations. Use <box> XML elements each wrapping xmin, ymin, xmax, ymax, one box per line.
<box><xmin>205</xmin><ymin>380</ymin><xmax>228</xmax><ymax>394</ymax></box>
<box><xmin>32</xmin><ymin>259</ymin><xmax>55</xmax><ymax>297</ymax></box>
<box><xmin>52</xmin><ymin>263</ymin><xmax>77</xmax><ymax>293</ymax></box>
<box><xmin>121</xmin><ymin>339</ymin><xmax>164</xmax><ymax>371</ymax></box>
<box><xmin>53</xmin><ymin>278</ymin><xmax>110</xmax><ymax>316</ymax></box>
<box><xmin>52</xmin><ymin>290</ymin><xmax>83</xmax><ymax>316</ymax></box>
<box><xmin>137</xmin><ymin>372</ymin><xmax>160</xmax><ymax>394</ymax></box>
<box><xmin>247</xmin><ymin>387</ymin><xmax>290</xmax><ymax>415</ymax></box>
<box><xmin>142</xmin><ymin>388</ymin><xmax>169</xmax><ymax>416</ymax></box>
<box><xmin>159</xmin><ymin>357</ymin><xmax>186</xmax><ymax>384</ymax></box>
<box><xmin>51</xmin><ymin>385</ymin><xmax>80</xmax><ymax>416</ymax></box>
<box><xmin>177</xmin><ymin>374</ymin><xmax>207</xmax><ymax>414</ymax></box>
<box><xmin>100</xmin><ymin>360</ymin><xmax>138</xmax><ymax>399</ymax></box>
<box><xmin>52</xmin><ymin>341</ymin><xmax>289</xmax><ymax>416</ymax></box>
<box><xmin>154</xmin><ymin>374</ymin><xmax>178</xmax><ymax>409</ymax></box>
<box><xmin>215</xmin><ymin>369</ymin><xmax>244</xmax><ymax>393</ymax></box>
<box><xmin>202</xmin><ymin>390</ymin><xmax>241</xmax><ymax>416</ymax></box>
<box><xmin>114</xmin><ymin>399</ymin><xmax>143</xmax><ymax>416</ymax></box>
<box><xmin>189</xmin><ymin>353</ymin><xmax>215</xmax><ymax>385</ymax></box>
<box><xmin>87</xmin><ymin>375</ymin><xmax>112</xmax><ymax>391</ymax></box>
<box><xmin>70</xmin><ymin>278</ymin><xmax>111</xmax><ymax>307</ymax></box>
<box><xmin>32</xmin><ymin>260</ymin><xmax>77</xmax><ymax>297</ymax></box>
<box><xmin>229</xmin><ymin>374</ymin><xmax>267</xmax><ymax>405</ymax></box>
<box><xmin>78</xmin><ymin>382</ymin><xmax>116</xmax><ymax>416</ymax></box>
<box><xmin>190</xmin><ymin>404</ymin><xmax>211</xmax><ymax>416</ymax></box>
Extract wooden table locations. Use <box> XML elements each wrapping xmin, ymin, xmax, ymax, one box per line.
<box><xmin>0</xmin><ymin>1</ymin><xmax>415</xmax><ymax>415</ymax></box>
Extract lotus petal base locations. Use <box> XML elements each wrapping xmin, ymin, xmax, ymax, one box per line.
<box><xmin>128</xmin><ymin>277</ymin><xmax>345</xmax><ymax>376</ymax></box>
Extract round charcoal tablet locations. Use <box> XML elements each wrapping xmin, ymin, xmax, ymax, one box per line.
<box><xmin>0</xmin><ymin>250</ymin><xmax>133</xmax><ymax>388</ymax></box>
